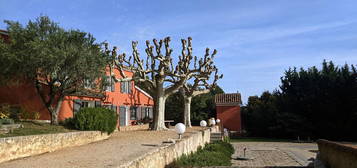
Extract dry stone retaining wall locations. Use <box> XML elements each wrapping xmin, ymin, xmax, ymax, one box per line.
<box><xmin>119</xmin><ymin>124</ymin><xmax>149</xmax><ymax>131</ymax></box>
<box><xmin>0</xmin><ymin>131</ymin><xmax>109</xmax><ymax>163</ymax></box>
<box><xmin>121</xmin><ymin>128</ymin><xmax>213</xmax><ymax>168</ymax></box>
<box><xmin>317</xmin><ymin>139</ymin><xmax>357</xmax><ymax>168</ymax></box>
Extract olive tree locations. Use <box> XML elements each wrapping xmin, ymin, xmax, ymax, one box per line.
<box><xmin>0</xmin><ymin>16</ymin><xmax>108</xmax><ymax>124</ymax></box>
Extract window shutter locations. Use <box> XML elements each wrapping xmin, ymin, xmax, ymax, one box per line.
<box><xmin>129</xmin><ymin>81</ymin><xmax>132</xmax><ymax>94</ymax></box>
<box><xmin>95</xmin><ymin>101</ymin><xmax>101</xmax><ymax>107</ymax></box>
<box><xmin>105</xmin><ymin>76</ymin><xmax>110</xmax><ymax>91</ymax></box>
<box><xmin>149</xmin><ymin>107</ymin><xmax>153</xmax><ymax>118</ymax></box>
<box><xmin>119</xmin><ymin>106</ymin><xmax>126</xmax><ymax>126</ymax></box>
<box><xmin>111</xmin><ymin>78</ymin><xmax>115</xmax><ymax>92</ymax></box>
<box><xmin>141</xmin><ymin>107</ymin><xmax>146</xmax><ymax>119</ymax></box>
<box><xmin>120</xmin><ymin>82</ymin><xmax>124</xmax><ymax>93</ymax></box>
<box><xmin>136</xmin><ymin>106</ymin><xmax>141</xmax><ymax>120</ymax></box>
<box><xmin>125</xmin><ymin>82</ymin><xmax>128</xmax><ymax>93</ymax></box>
<box><xmin>112</xmin><ymin>105</ymin><xmax>117</xmax><ymax>113</ymax></box>
<box><xmin>73</xmin><ymin>99</ymin><xmax>82</xmax><ymax>115</ymax></box>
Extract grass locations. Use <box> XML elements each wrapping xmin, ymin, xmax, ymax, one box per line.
<box><xmin>230</xmin><ymin>137</ymin><xmax>292</xmax><ymax>142</ymax></box>
<box><xmin>171</xmin><ymin>141</ymin><xmax>234</xmax><ymax>167</ymax></box>
<box><xmin>0</xmin><ymin>121</ymin><xmax>73</xmax><ymax>138</ymax></box>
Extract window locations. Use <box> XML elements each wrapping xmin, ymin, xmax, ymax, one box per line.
<box><xmin>130</xmin><ymin>106</ymin><xmax>137</xmax><ymax>120</ymax></box>
<box><xmin>105</xmin><ymin>76</ymin><xmax>115</xmax><ymax>92</ymax></box>
<box><xmin>119</xmin><ymin>106</ymin><xmax>127</xmax><ymax>126</ymax></box>
<box><xmin>95</xmin><ymin>101</ymin><xmax>101</xmax><ymax>107</ymax></box>
<box><xmin>141</xmin><ymin>107</ymin><xmax>152</xmax><ymax>119</ymax></box>
<box><xmin>73</xmin><ymin>100</ymin><xmax>95</xmax><ymax>114</ymax></box>
<box><xmin>145</xmin><ymin>107</ymin><xmax>150</xmax><ymax>118</ymax></box>
<box><xmin>103</xmin><ymin>104</ymin><xmax>117</xmax><ymax>113</ymax></box>
<box><xmin>81</xmin><ymin>102</ymin><xmax>89</xmax><ymax>108</ymax></box>
<box><xmin>120</xmin><ymin>81</ymin><xmax>132</xmax><ymax>94</ymax></box>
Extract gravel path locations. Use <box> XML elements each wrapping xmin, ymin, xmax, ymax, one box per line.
<box><xmin>231</xmin><ymin>142</ymin><xmax>317</xmax><ymax>167</ymax></box>
<box><xmin>0</xmin><ymin>128</ymin><xmax>203</xmax><ymax>168</ymax></box>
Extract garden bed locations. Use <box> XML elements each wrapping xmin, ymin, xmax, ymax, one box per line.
<box><xmin>0</xmin><ymin>121</ymin><xmax>73</xmax><ymax>138</ymax></box>
<box><xmin>171</xmin><ymin>141</ymin><xmax>234</xmax><ymax>167</ymax></box>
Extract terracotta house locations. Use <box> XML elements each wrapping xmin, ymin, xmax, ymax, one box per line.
<box><xmin>0</xmin><ymin>30</ymin><xmax>154</xmax><ymax>130</ymax></box>
<box><xmin>0</xmin><ymin>30</ymin><xmax>9</xmax><ymax>42</ymax></box>
<box><xmin>214</xmin><ymin>93</ymin><xmax>242</xmax><ymax>132</ymax></box>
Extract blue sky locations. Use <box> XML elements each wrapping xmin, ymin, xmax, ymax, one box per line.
<box><xmin>1</xmin><ymin>0</ymin><xmax>357</xmax><ymax>103</ymax></box>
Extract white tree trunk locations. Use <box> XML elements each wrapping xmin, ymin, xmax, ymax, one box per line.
<box><xmin>51</xmin><ymin>96</ymin><xmax>63</xmax><ymax>125</ymax></box>
<box><xmin>183</xmin><ymin>96</ymin><xmax>192</xmax><ymax>127</ymax></box>
<box><xmin>151</xmin><ymin>83</ymin><xmax>168</xmax><ymax>130</ymax></box>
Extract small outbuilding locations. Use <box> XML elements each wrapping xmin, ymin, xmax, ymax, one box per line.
<box><xmin>215</xmin><ymin>93</ymin><xmax>242</xmax><ymax>132</ymax></box>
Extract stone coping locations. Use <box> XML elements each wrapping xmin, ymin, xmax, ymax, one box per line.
<box><xmin>0</xmin><ymin>131</ymin><xmax>109</xmax><ymax>163</ymax></box>
<box><xmin>119</xmin><ymin>128</ymin><xmax>212</xmax><ymax>168</ymax></box>
<box><xmin>317</xmin><ymin>139</ymin><xmax>357</xmax><ymax>168</ymax></box>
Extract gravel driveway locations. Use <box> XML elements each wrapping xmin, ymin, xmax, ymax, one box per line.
<box><xmin>0</xmin><ymin>128</ymin><xmax>203</xmax><ymax>168</ymax></box>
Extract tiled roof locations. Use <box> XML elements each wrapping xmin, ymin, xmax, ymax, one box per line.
<box><xmin>0</xmin><ymin>29</ymin><xmax>8</xmax><ymax>35</ymax></box>
<box><xmin>215</xmin><ymin>93</ymin><xmax>241</xmax><ymax>105</ymax></box>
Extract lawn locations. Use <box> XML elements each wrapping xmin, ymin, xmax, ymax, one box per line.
<box><xmin>171</xmin><ymin>141</ymin><xmax>234</xmax><ymax>167</ymax></box>
<box><xmin>0</xmin><ymin>121</ymin><xmax>73</xmax><ymax>138</ymax></box>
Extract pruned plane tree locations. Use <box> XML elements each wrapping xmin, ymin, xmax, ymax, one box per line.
<box><xmin>105</xmin><ymin>37</ymin><xmax>222</xmax><ymax>130</ymax></box>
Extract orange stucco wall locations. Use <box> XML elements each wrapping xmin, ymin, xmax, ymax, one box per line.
<box><xmin>103</xmin><ymin>68</ymin><xmax>153</xmax><ymax>107</ymax></box>
<box><xmin>0</xmin><ymin>68</ymin><xmax>154</xmax><ymax>125</ymax></box>
<box><xmin>0</xmin><ymin>81</ymin><xmax>51</xmax><ymax>120</ymax></box>
<box><xmin>58</xmin><ymin>96</ymin><xmax>101</xmax><ymax>121</ymax></box>
<box><xmin>216</xmin><ymin>105</ymin><xmax>241</xmax><ymax>132</ymax></box>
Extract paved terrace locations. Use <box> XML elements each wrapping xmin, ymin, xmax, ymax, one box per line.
<box><xmin>231</xmin><ymin>142</ymin><xmax>318</xmax><ymax>167</ymax></box>
<box><xmin>0</xmin><ymin>127</ymin><xmax>204</xmax><ymax>168</ymax></box>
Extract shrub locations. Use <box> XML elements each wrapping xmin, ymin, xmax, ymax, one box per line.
<box><xmin>71</xmin><ymin>107</ymin><xmax>117</xmax><ymax>134</ymax></box>
<box><xmin>0</xmin><ymin>118</ymin><xmax>15</xmax><ymax>125</ymax></box>
<box><xmin>20</xmin><ymin>108</ymin><xmax>41</xmax><ymax>120</ymax></box>
<box><xmin>0</xmin><ymin>104</ymin><xmax>11</xmax><ymax>119</ymax></box>
<box><xmin>9</xmin><ymin>106</ymin><xmax>21</xmax><ymax>121</ymax></box>
<box><xmin>61</xmin><ymin>117</ymin><xmax>76</xmax><ymax>129</ymax></box>
<box><xmin>173</xmin><ymin>141</ymin><xmax>234</xmax><ymax>167</ymax></box>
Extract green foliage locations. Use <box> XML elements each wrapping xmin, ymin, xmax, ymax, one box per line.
<box><xmin>20</xmin><ymin>109</ymin><xmax>41</xmax><ymax>120</ymax></box>
<box><xmin>165</xmin><ymin>86</ymin><xmax>224</xmax><ymax>125</ymax></box>
<box><xmin>223</xmin><ymin>136</ymin><xmax>231</xmax><ymax>143</ymax></box>
<box><xmin>242</xmin><ymin>60</ymin><xmax>357</xmax><ymax>141</ymax></box>
<box><xmin>70</xmin><ymin>107</ymin><xmax>117</xmax><ymax>134</ymax></box>
<box><xmin>8</xmin><ymin>106</ymin><xmax>22</xmax><ymax>121</ymax></box>
<box><xmin>190</xmin><ymin>86</ymin><xmax>224</xmax><ymax>125</ymax></box>
<box><xmin>0</xmin><ymin>118</ymin><xmax>14</xmax><ymax>125</ymax></box>
<box><xmin>0</xmin><ymin>104</ymin><xmax>23</xmax><ymax>121</ymax></box>
<box><xmin>173</xmin><ymin>141</ymin><xmax>234</xmax><ymax>167</ymax></box>
<box><xmin>0</xmin><ymin>104</ymin><xmax>11</xmax><ymax>119</ymax></box>
<box><xmin>0</xmin><ymin>121</ymin><xmax>72</xmax><ymax>138</ymax></box>
<box><xmin>61</xmin><ymin>117</ymin><xmax>76</xmax><ymax>129</ymax></box>
<box><xmin>165</xmin><ymin>91</ymin><xmax>184</xmax><ymax>123</ymax></box>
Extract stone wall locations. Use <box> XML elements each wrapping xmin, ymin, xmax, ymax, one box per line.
<box><xmin>119</xmin><ymin>124</ymin><xmax>149</xmax><ymax>131</ymax></box>
<box><xmin>0</xmin><ymin>131</ymin><xmax>109</xmax><ymax>163</ymax></box>
<box><xmin>120</xmin><ymin>128</ymin><xmax>211</xmax><ymax>168</ymax></box>
<box><xmin>317</xmin><ymin>139</ymin><xmax>357</xmax><ymax>168</ymax></box>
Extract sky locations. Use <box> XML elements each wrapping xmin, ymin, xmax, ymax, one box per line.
<box><xmin>1</xmin><ymin>0</ymin><xmax>357</xmax><ymax>103</ymax></box>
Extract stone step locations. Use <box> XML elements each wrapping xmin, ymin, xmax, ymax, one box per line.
<box><xmin>210</xmin><ymin>132</ymin><xmax>223</xmax><ymax>142</ymax></box>
<box><xmin>211</xmin><ymin>137</ymin><xmax>222</xmax><ymax>139</ymax></box>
